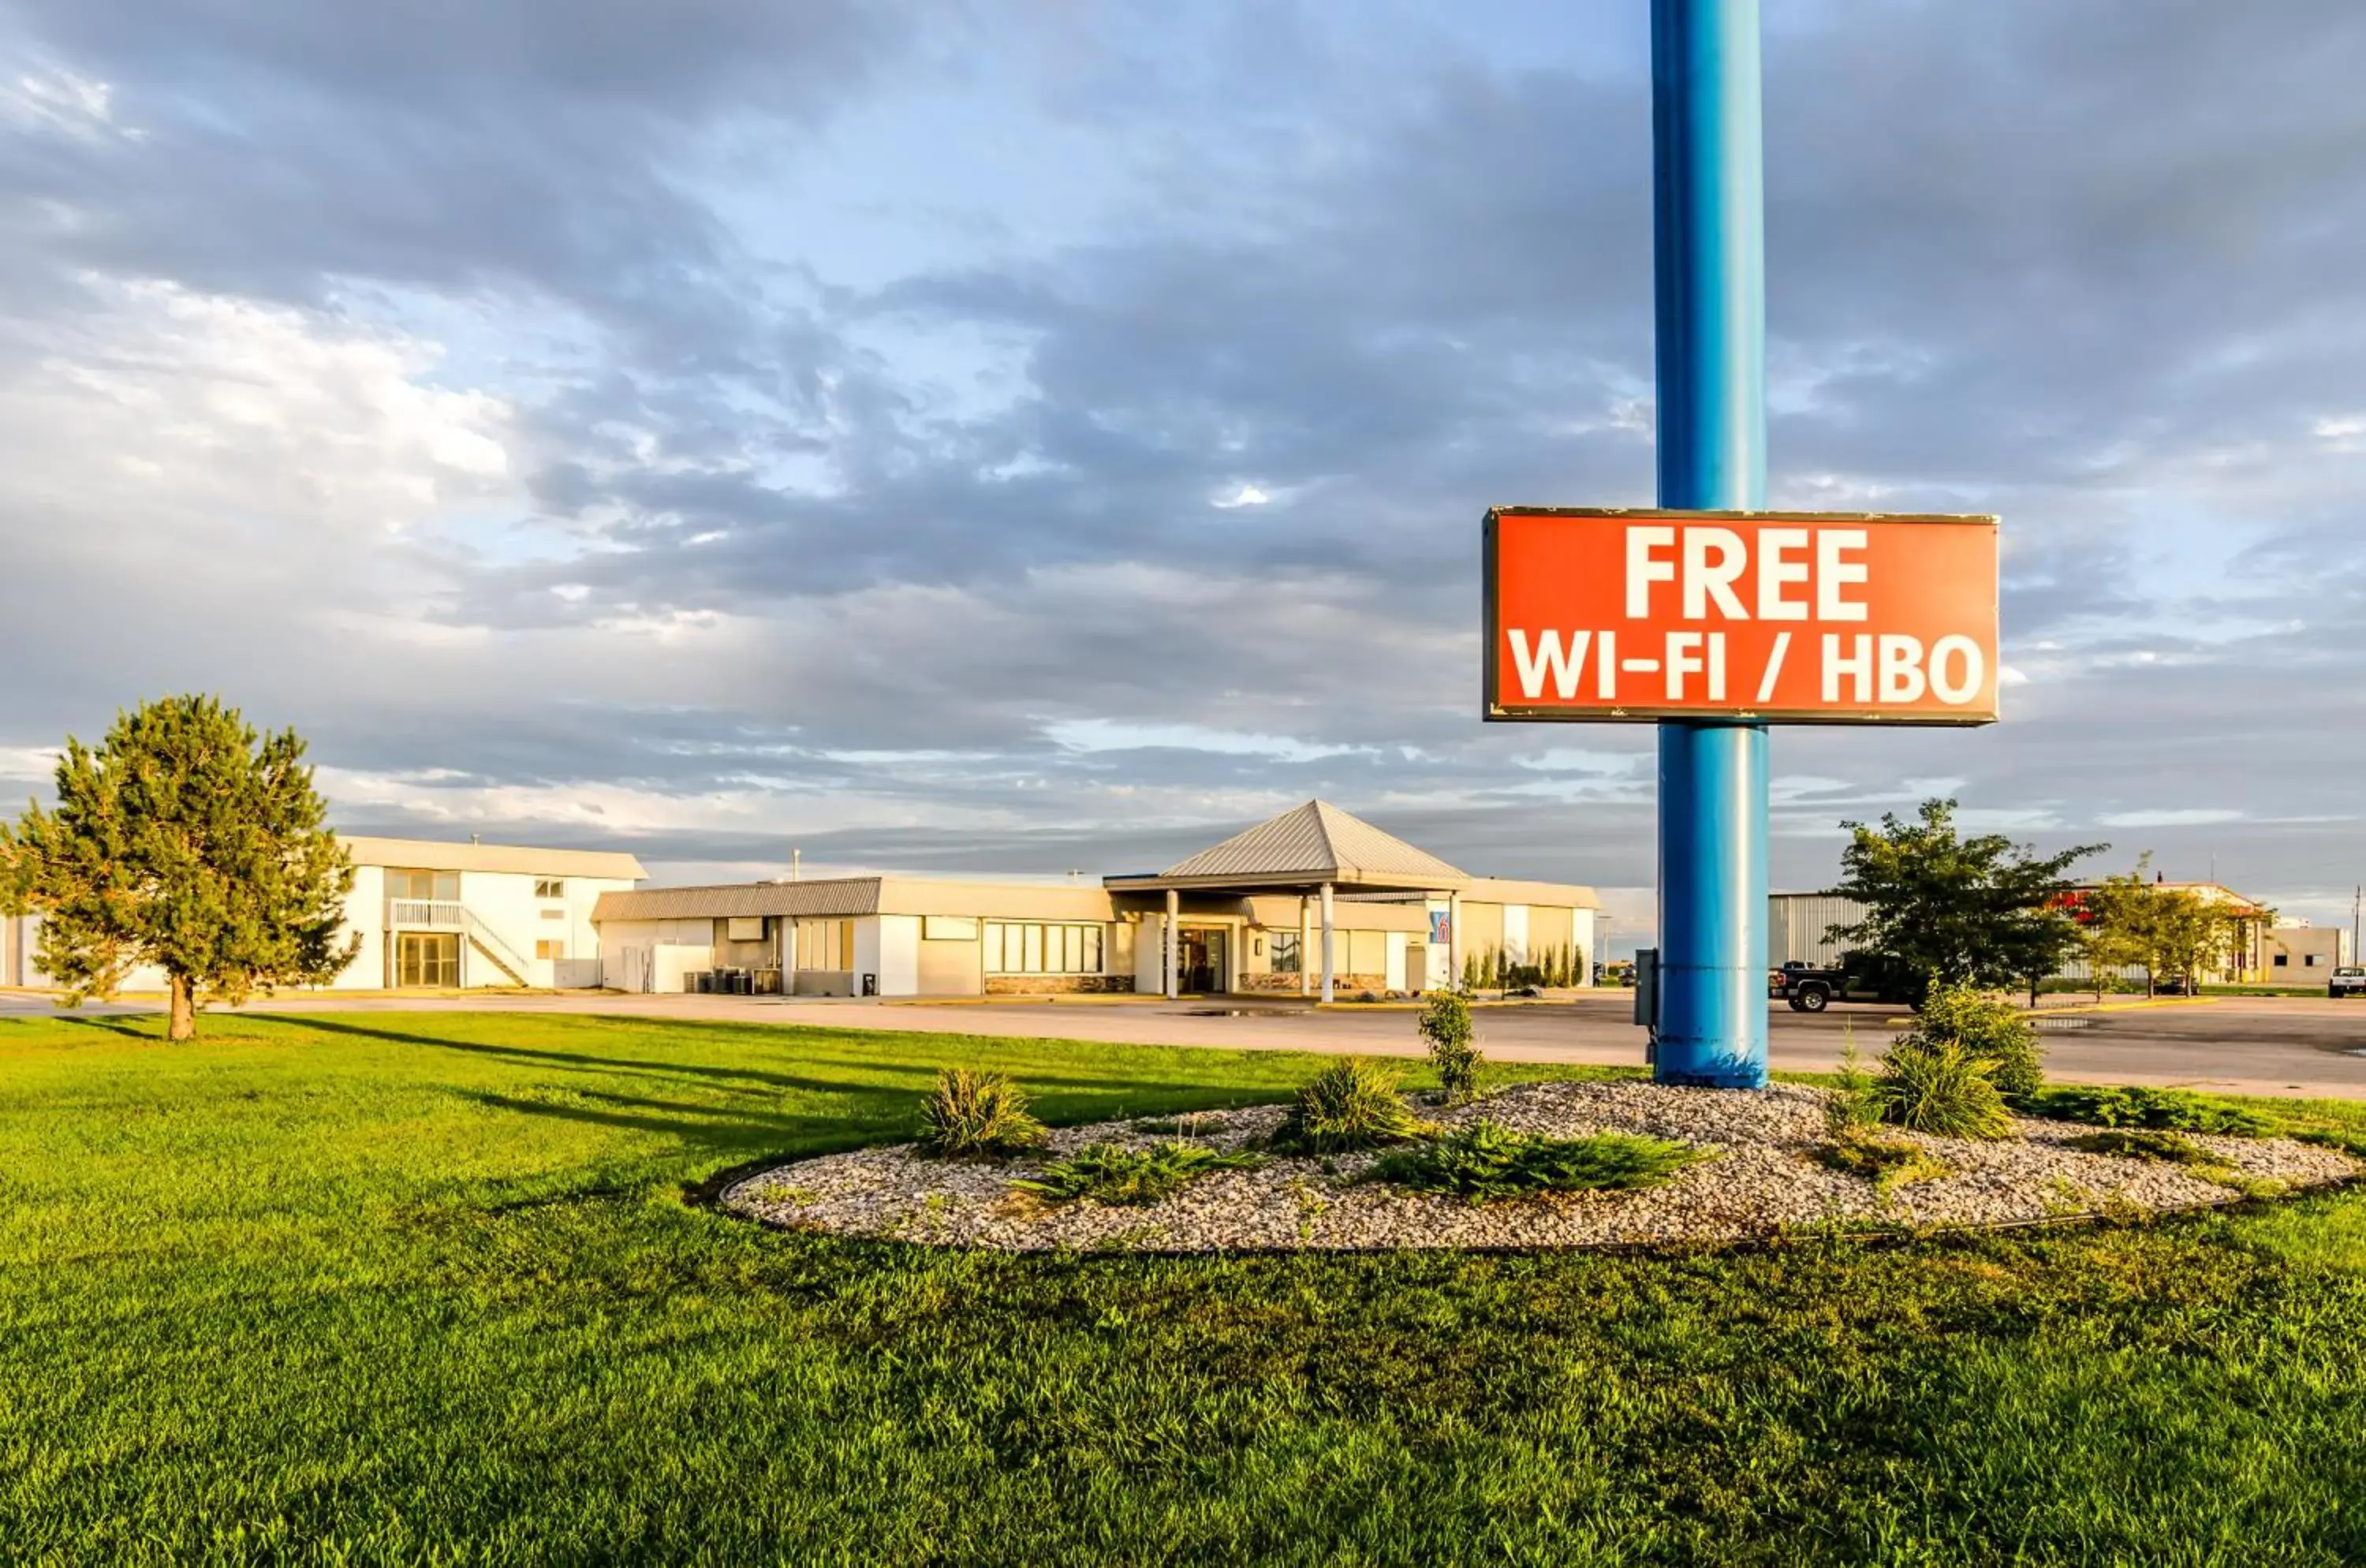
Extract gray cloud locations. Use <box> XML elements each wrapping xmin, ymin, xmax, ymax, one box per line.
<box><xmin>2</xmin><ymin>0</ymin><xmax>2364</xmax><ymax>934</ymax></box>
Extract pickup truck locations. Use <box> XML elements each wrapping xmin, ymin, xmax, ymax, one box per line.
<box><xmin>2331</xmin><ymin>965</ymin><xmax>2366</xmax><ymax>1000</ymax></box>
<box><xmin>1768</xmin><ymin>963</ymin><xmax>1844</xmax><ymax>1012</ymax></box>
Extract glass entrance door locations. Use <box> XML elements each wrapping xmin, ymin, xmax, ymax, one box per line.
<box><xmin>1179</xmin><ymin>928</ymin><xmax>1227</xmax><ymax>994</ymax></box>
<box><xmin>394</xmin><ymin>932</ymin><xmax>461</xmax><ymax>988</ymax></box>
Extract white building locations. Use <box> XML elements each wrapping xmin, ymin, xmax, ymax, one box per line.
<box><xmin>340</xmin><ymin>837</ymin><xmax>647</xmax><ymax>989</ymax></box>
<box><xmin>2</xmin><ymin>835</ymin><xmax>645</xmax><ymax>992</ymax></box>
<box><xmin>593</xmin><ymin>801</ymin><xmax>1600</xmax><ymax>1001</ymax></box>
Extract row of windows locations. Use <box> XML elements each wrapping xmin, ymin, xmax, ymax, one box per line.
<box><xmin>386</xmin><ymin>868</ymin><xmax>460</xmax><ymax>902</ymax></box>
<box><xmin>387</xmin><ymin>869</ymin><xmax>569</xmax><ymax>901</ymax></box>
<box><xmin>795</xmin><ymin>919</ymin><xmax>856</xmax><ymax>972</ymax></box>
<box><xmin>983</xmin><ymin>921</ymin><xmax>1105</xmax><ymax>976</ymax></box>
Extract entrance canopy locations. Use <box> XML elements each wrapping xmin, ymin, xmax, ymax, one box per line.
<box><xmin>1104</xmin><ymin>800</ymin><xmax>1468</xmax><ymax>898</ymax></box>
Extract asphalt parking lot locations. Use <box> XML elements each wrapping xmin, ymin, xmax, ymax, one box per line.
<box><xmin>12</xmin><ymin>985</ymin><xmax>2366</xmax><ymax>1098</ymax></box>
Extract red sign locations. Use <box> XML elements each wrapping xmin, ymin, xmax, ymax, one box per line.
<box><xmin>1483</xmin><ymin>507</ymin><xmax>1999</xmax><ymax>724</ymax></box>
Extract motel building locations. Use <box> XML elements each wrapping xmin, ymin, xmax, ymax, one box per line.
<box><xmin>2</xmin><ymin>836</ymin><xmax>647</xmax><ymax>993</ymax></box>
<box><xmin>592</xmin><ymin>801</ymin><xmax>1601</xmax><ymax>1001</ymax></box>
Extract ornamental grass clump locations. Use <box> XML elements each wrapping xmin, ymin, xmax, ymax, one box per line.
<box><xmin>1370</xmin><ymin>1121</ymin><xmax>1703</xmax><ymax>1205</ymax></box>
<box><xmin>1905</xmin><ymin>984</ymin><xmax>2047</xmax><ymax>1105</ymax></box>
<box><xmin>1273</xmin><ymin>1059</ymin><xmax>1431</xmax><ymax>1154</ymax></box>
<box><xmin>2029</xmin><ymin>1085</ymin><xmax>2269</xmax><ymax>1137</ymax></box>
<box><xmin>913</xmin><ymin>1069</ymin><xmax>1047</xmax><ymax>1159</ymax></box>
<box><xmin>1872</xmin><ymin>1036</ymin><xmax>2013</xmax><ymax>1140</ymax></box>
<box><xmin>1419</xmin><ymin>990</ymin><xmax>1482</xmax><ymax>1105</ymax></box>
<box><xmin>1012</xmin><ymin>1141</ymin><xmax>1264</xmax><ymax>1206</ymax></box>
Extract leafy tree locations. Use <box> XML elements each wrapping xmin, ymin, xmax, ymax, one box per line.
<box><xmin>2083</xmin><ymin>856</ymin><xmax>2269</xmax><ymax>996</ymax></box>
<box><xmin>1827</xmin><ymin>799</ymin><xmax>2103</xmax><ymax>1006</ymax></box>
<box><xmin>0</xmin><ymin>696</ymin><xmax>357</xmax><ymax>1039</ymax></box>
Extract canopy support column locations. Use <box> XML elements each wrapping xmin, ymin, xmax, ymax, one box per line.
<box><xmin>1298</xmin><ymin>895</ymin><xmax>1311</xmax><ymax>997</ymax></box>
<box><xmin>1319</xmin><ymin>882</ymin><xmax>1335</xmax><ymax>1005</ymax></box>
<box><xmin>1164</xmin><ymin>888</ymin><xmax>1179</xmax><ymax>1000</ymax></box>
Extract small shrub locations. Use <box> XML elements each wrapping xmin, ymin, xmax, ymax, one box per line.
<box><xmin>1370</xmin><ymin>1120</ymin><xmax>1704</xmax><ymax>1205</ymax></box>
<box><xmin>1816</xmin><ymin>1129</ymin><xmax>1950</xmax><ymax>1196</ymax></box>
<box><xmin>1824</xmin><ymin>1023</ymin><xmax>1882</xmax><ymax>1134</ymax></box>
<box><xmin>2028</xmin><ymin>1085</ymin><xmax>2269</xmax><ymax>1137</ymax></box>
<box><xmin>913</xmin><ymin>1069</ymin><xmax>1047</xmax><ymax>1158</ymax></box>
<box><xmin>2066</xmin><ymin>1128</ymin><xmax>2226</xmax><ymax>1167</ymax></box>
<box><xmin>1905</xmin><ymin>984</ymin><xmax>2046</xmax><ymax>1104</ymax></box>
<box><xmin>1419</xmin><ymin>990</ymin><xmax>1481</xmax><ymax>1104</ymax></box>
<box><xmin>1273</xmin><ymin>1059</ymin><xmax>1432</xmax><ymax>1154</ymax></box>
<box><xmin>1872</xmin><ymin>1037</ymin><xmax>2013</xmax><ymax>1140</ymax></box>
<box><xmin>1013</xmin><ymin>1141</ymin><xmax>1264</xmax><ymax>1206</ymax></box>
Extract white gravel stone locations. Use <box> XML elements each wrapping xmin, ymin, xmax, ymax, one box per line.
<box><xmin>719</xmin><ymin>1081</ymin><xmax>2360</xmax><ymax>1253</ymax></box>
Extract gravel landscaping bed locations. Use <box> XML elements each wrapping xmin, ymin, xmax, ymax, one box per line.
<box><xmin>720</xmin><ymin>1081</ymin><xmax>2361</xmax><ymax>1253</ymax></box>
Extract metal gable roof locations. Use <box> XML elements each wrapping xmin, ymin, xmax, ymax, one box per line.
<box><xmin>1109</xmin><ymin>801</ymin><xmax>1468</xmax><ymax>892</ymax></box>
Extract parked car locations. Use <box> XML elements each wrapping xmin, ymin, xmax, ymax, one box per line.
<box><xmin>2330</xmin><ymin>966</ymin><xmax>2366</xmax><ymax>999</ymax></box>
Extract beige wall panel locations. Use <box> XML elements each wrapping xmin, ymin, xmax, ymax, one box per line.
<box><xmin>916</xmin><ymin>933</ymin><xmax>984</xmax><ymax>995</ymax></box>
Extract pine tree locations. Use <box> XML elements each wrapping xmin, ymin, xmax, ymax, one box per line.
<box><xmin>0</xmin><ymin>696</ymin><xmax>358</xmax><ymax>1039</ymax></box>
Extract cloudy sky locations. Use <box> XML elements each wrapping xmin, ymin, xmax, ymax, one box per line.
<box><xmin>2</xmin><ymin>0</ymin><xmax>2362</xmax><ymax>948</ymax></box>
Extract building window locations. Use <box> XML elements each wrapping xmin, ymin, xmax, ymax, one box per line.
<box><xmin>793</xmin><ymin>919</ymin><xmax>854</xmax><ymax>970</ymax></box>
<box><xmin>983</xmin><ymin>921</ymin><xmax>1105</xmax><ymax>976</ymax></box>
<box><xmin>2306</xmin><ymin>954</ymin><xmax>2323</xmax><ymax>967</ymax></box>
<box><xmin>536</xmin><ymin>939</ymin><xmax>566</xmax><ymax>961</ymax></box>
<box><xmin>1269</xmin><ymin>931</ymin><xmax>1301</xmax><ymax>973</ymax></box>
<box><xmin>535</xmin><ymin>878</ymin><xmax>565</xmax><ymax>899</ymax></box>
<box><xmin>387</xmin><ymin>868</ymin><xmax>460</xmax><ymax>902</ymax></box>
<box><xmin>724</xmin><ymin>916</ymin><xmax>765</xmax><ymax>943</ymax></box>
<box><xmin>2275</xmin><ymin>954</ymin><xmax>2289</xmax><ymax>967</ymax></box>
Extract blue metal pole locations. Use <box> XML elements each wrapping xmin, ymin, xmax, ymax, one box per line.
<box><xmin>1651</xmin><ymin>0</ymin><xmax>1768</xmax><ymax>1088</ymax></box>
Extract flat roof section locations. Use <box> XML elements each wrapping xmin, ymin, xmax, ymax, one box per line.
<box><xmin>594</xmin><ymin>878</ymin><xmax>884</xmax><ymax>924</ymax></box>
<box><xmin>341</xmin><ymin>835</ymin><xmax>647</xmax><ymax>882</ymax></box>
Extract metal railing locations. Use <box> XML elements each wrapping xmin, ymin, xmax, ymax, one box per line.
<box><xmin>461</xmin><ymin>907</ymin><xmax>533</xmax><ymax>986</ymax></box>
<box><xmin>386</xmin><ymin>900</ymin><xmax>536</xmax><ymax>985</ymax></box>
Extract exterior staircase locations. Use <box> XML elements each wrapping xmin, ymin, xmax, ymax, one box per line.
<box><xmin>386</xmin><ymin>899</ymin><xmax>536</xmax><ymax>987</ymax></box>
<box><xmin>461</xmin><ymin>908</ymin><xmax>532</xmax><ymax>987</ymax></box>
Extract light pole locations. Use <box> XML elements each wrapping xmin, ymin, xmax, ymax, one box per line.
<box><xmin>1650</xmin><ymin>0</ymin><xmax>1770</xmax><ymax>1088</ymax></box>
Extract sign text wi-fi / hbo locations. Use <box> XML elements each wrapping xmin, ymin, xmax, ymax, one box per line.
<box><xmin>1482</xmin><ymin>507</ymin><xmax>1999</xmax><ymax>724</ymax></box>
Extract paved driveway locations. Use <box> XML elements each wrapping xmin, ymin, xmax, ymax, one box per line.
<box><xmin>15</xmin><ymin>986</ymin><xmax>2365</xmax><ymax>1099</ymax></box>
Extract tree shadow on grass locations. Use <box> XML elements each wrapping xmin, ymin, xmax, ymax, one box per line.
<box><xmin>284</xmin><ymin>1013</ymin><xmax>1271</xmax><ymax>1099</ymax></box>
<box><xmin>43</xmin><ymin>1014</ymin><xmax>167</xmax><ymax>1042</ymax></box>
<box><xmin>456</xmin><ymin>1088</ymin><xmax>898</xmax><ymax>1161</ymax></box>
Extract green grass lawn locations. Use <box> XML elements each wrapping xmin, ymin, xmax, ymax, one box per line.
<box><xmin>4</xmin><ymin>1010</ymin><xmax>2364</xmax><ymax>1566</ymax></box>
